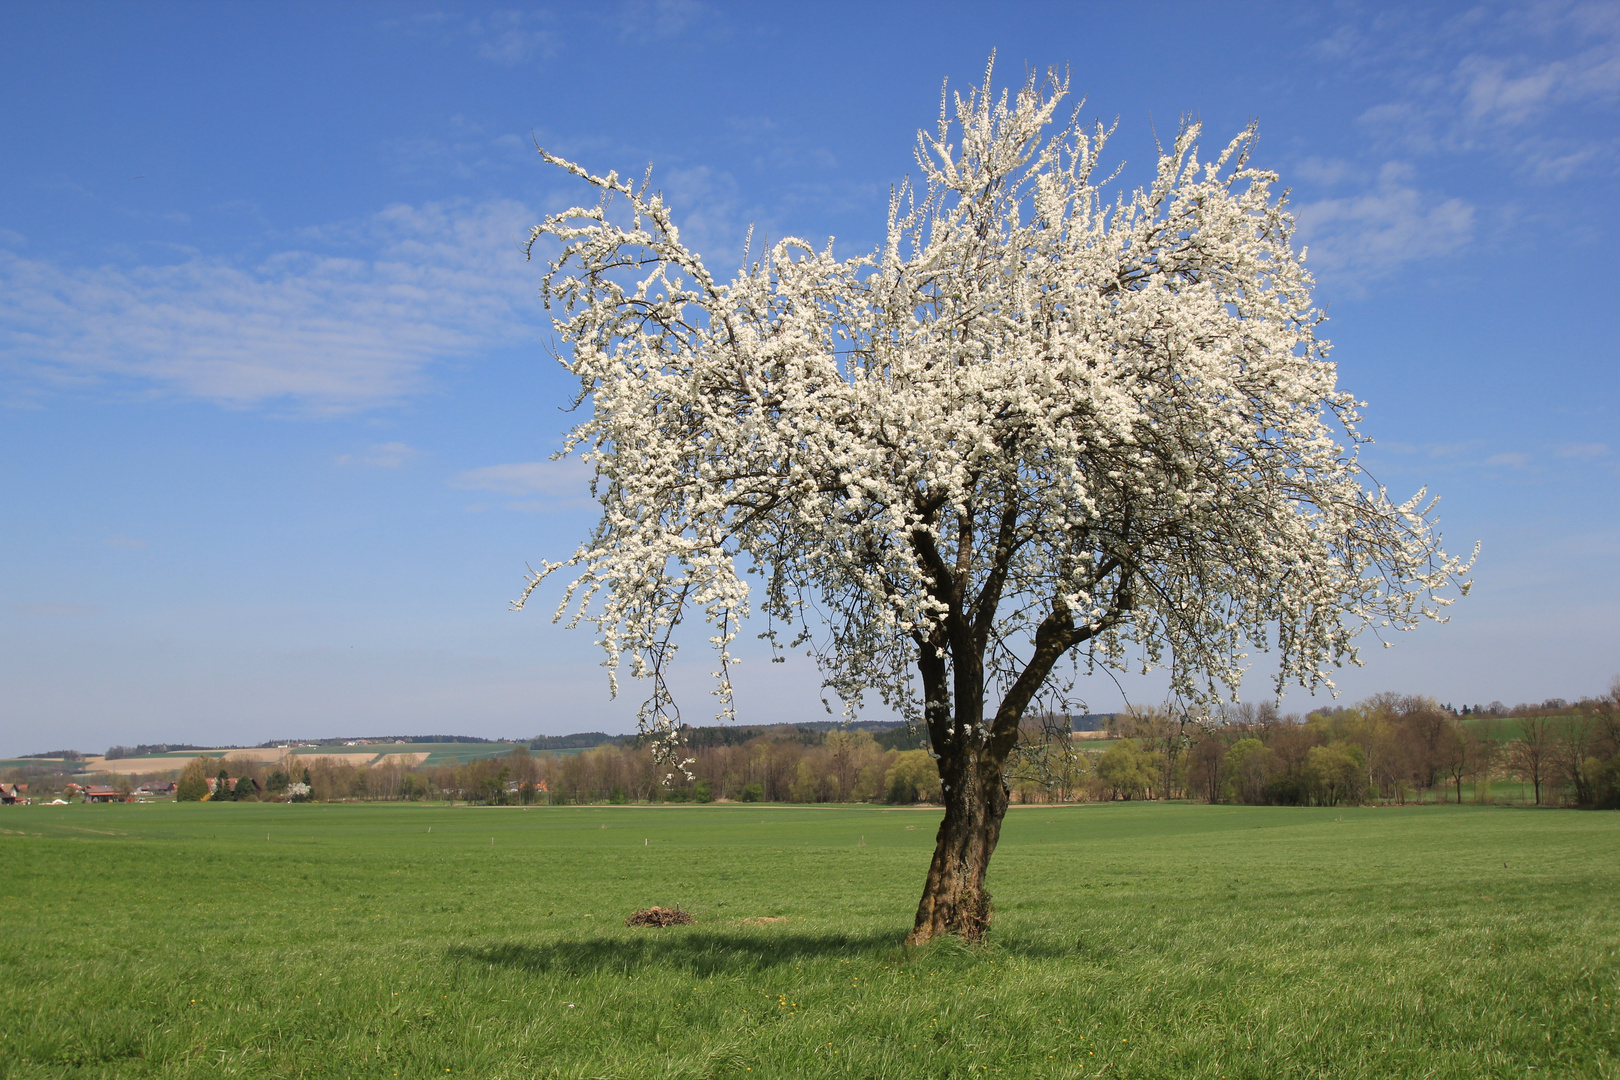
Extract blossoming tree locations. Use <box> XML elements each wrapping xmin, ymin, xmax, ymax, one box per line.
<box><xmin>517</xmin><ymin>63</ymin><xmax>1473</xmax><ymax>943</ymax></box>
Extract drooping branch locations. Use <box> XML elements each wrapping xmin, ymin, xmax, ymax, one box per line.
<box><xmin>520</xmin><ymin>55</ymin><xmax>1471</xmax><ymax>786</ymax></box>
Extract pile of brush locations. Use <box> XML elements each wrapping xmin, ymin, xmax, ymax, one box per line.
<box><xmin>625</xmin><ymin>905</ymin><xmax>694</xmax><ymax>927</ymax></box>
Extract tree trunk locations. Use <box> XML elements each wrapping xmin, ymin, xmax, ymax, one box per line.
<box><xmin>898</xmin><ymin>566</ymin><xmax>1090</xmax><ymax>946</ymax></box>
<box><xmin>906</xmin><ymin>747</ymin><xmax>1009</xmax><ymax>945</ymax></box>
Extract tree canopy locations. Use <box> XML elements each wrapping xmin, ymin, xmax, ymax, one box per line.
<box><xmin>519</xmin><ymin>60</ymin><xmax>1473</xmax><ymax>940</ymax></box>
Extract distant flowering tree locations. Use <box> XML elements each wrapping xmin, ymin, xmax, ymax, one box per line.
<box><xmin>518</xmin><ymin>60</ymin><xmax>1473</xmax><ymax>942</ymax></box>
<box><xmin>175</xmin><ymin>756</ymin><xmax>211</xmax><ymax>802</ymax></box>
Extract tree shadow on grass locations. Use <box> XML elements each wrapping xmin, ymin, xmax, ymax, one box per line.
<box><xmin>449</xmin><ymin>929</ymin><xmax>1077</xmax><ymax>978</ymax></box>
<box><xmin>449</xmin><ymin>931</ymin><xmax>898</xmax><ymax>978</ymax></box>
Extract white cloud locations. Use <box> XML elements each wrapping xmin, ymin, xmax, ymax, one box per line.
<box><xmin>1328</xmin><ymin>4</ymin><xmax>1620</xmax><ymax>181</ymax></box>
<box><xmin>384</xmin><ymin>131</ymin><xmax>518</xmax><ymax>182</ymax></box>
<box><xmin>619</xmin><ymin>0</ymin><xmax>712</xmax><ymax>43</ymax></box>
<box><xmin>1555</xmin><ymin>441</ymin><xmax>1610</xmax><ymax>459</ymax></box>
<box><xmin>1292</xmin><ymin>163</ymin><xmax>1475</xmax><ymax>283</ymax></box>
<box><xmin>652</xmin><ymin>164</ymin><xmax>753</xmax><ymax>269</ymax></box>
<box><xmin>1456</xmin><ymin>43</ymin><xmax>1620</xmax><ymax>128</ymax></box>
<box><xmin>387</xmin><ymin>9</ymin><xmax>559</xmax><ymax>66</ymax></box>
<box><xmin>452</xmin><ymin>458</ymin><xmax>593</xmax><ymax>498</ymax></box>
<box><xmin>1291</xmin><ymin>156</ymin><xmax>1358</xmax><ymax>187</ymax></box>
<box><xmin>336</xmin><ymin>442</ymin><xmax>417</xmax><ymax>468</ymax></box>
<box><xmin>471</xmin><ymin>9</ymin><xmax>560</xmax><ymax>65</ymax></box>
<box><xmin>0</xmin><ymin>199</ymin><xmax>544</xmax><ymax>412</ymax></box>
<box><xmin>1485</xmin><ymin>452</ymin><xmax>1533</xmax><ymax>467</ymax></box>
<box><xmin>1426</xmin><ymin>440</ymin><xmax>1486</xmax><ymax>460</ymax></box>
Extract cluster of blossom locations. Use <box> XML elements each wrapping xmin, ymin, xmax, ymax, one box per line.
<box><xmin>517</xmin><ymin>61</ymin><xmax>1473</xmax><ymax>769</ymax></box>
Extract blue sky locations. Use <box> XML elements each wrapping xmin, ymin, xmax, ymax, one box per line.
<box><xmin>2</xmin><ymin>1</ymin><xmax>1616</xmax><ymax>756</ymax></box>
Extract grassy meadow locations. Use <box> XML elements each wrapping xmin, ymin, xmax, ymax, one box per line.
<box><xmin>1</xmin><ymin>801</ymin><xmax>1616</xmax><ymax>1079</ymax></box>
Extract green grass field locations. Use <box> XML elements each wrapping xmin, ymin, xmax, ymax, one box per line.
<box><xmin>2</xmin><ymin>802</ymin><xmax>1616</xmax><ymax>1079</ymax></box>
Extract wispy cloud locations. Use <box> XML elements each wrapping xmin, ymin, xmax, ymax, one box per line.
<box><xmin>0</xmin><ymin>199</ymin><xmax>544</xmax><ymax>412</ymax></box>
<box><xmin>386</xmin><ymin>9</ymin><xmax>560</xmax><ymax>66</ymax></box>
<box><xmin>471</xmin><ymin>9</ymin><xmax>560</xmax><ymax>64</ymax></box>
<box><xmin>1292</xmin><ymin>163</ymin><xmax>1475</xmax><ymax>284</ymax></box>
<box><xmin>1371</xmin><ymin>440</ymin><xmax>1561</xmax><ymax>473</ymax></box>
<box><xmin>452</xmin><ymin>458</ymin><xmax>592</xmax><ymax>498</ymax></box>
<box><xmin>1282</xmin><ymin>5</ymin><xmax>1620</xmax><ymax>294</ymax></box>
<box><xmin>1456</xmin><ymin>40</ymin><xmax>1620</xmax><ymax>129</ymax></box>
<box><xmin>103</xmin><ymin>534</ymin><xmax>147</xmax><ymax>550</ymax></box>
<box><xmin>1555</xmin><ymin>441</ymin><xmax>1610</xmax><ymax>459</ymax></box>
<box><xmin>383</xmin><ymin>116</ymin><xmax>532</xmax><ymax>183</ymax></box>
<box><xmin>534</xmin><ymin>156</ymin><xmax>761</xmax><ymax>276</ymax></box>
<box><xmin>653</xmin><ymin>164</ymin><xmax>756</xmax><ymax>269</ymax></box>
<box><xmin>1324</xmin><ymin>3</ymin><xmax>1620</xmax><ymax>181</ymax></box>
<box><xmin>618</xmin><ymin>0</ymin><xmax>714</xmax><ymax>43</ymax></box>
<box><xmin>1291</xmin><ymin>156</ymin><xmax>1358</xmax><ymax>187</ymax></box>
<box><xmin>336</xmin><ymin>442</ymin><xmax>417</xmax><ymax>468</ymax></box>
<box><xmin>1425</xmin><ymin>439</ymin><xmax>1488</xmax><ymax>460</ymax></box>
<box><xmin>1374</xmin><ymin>438</ymin><xmax>1612</xmax><ymax>475</ymax></box>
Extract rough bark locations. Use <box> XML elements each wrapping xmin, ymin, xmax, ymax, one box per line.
<box><xmin>906</xmin><ymin>746</ymin><xmax>1009</xmax><ymax>944</ymax></box>
<box><xmin>903</xmin><ymin>569</ymin><xmax>1123</xmax><ymax>944</ymax></box>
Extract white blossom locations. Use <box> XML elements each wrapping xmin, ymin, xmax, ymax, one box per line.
<box><xmin>516</xmin><ymin>61</ymin><xmax>1474</xmax><ymax>773</ymax></box>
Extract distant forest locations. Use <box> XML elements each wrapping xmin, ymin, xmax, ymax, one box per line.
<box><xmin>42</xmin><ymin>716</ymin><xmax>1119</xmax><ymax>763</ymax></box>
<box><xmin>9</xmin><ymin>692</ymin><xmax>1616</xmax><ymax>811</ymax></box>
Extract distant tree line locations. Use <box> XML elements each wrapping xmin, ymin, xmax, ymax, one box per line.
<box><xmin>105</xmin><ymin>743</ymin><xmax>215</xmax><ymax>759</ymax></box>
<box><xmin>163</xmin><ymin>727</ymin><xmax>942</xmax><ymax>807</ymax></box>
<box><xmin>10</xmin><ymin>687</ymin><xmax>1616</xmax><ymax>810</ymax></box>
<box><xmin>135</xmin><ymin>686</ymin><xmax>1612</xmax><ymax>811</ymax></box>
<box><xmin>1011</xmin><ymin>687</ymin><xmax>1620</xmax><ymax>809</ymax></box>
<box><xmin>528</xmin><ymin>732</ymin><xmax>616</xmax><ymax>751</ymax></box>
<box><xmin>251</xmin><ymin>734</ymin><xmax>514</xmax><ymax>749</ymax></box>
